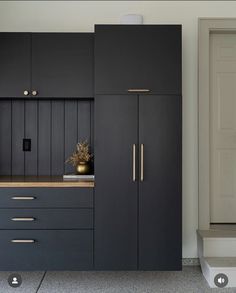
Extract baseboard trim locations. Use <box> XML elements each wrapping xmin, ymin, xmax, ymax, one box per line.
<box><xmin>182</xmin><ymin>258</ymin><xmax>200</xmax><ymax>266</ymax></box>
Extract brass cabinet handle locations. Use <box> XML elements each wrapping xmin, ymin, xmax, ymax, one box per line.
<box><xmin>32</xmin><ymin>90</ymin><xmax>38</xmax><ymax>96</ymax></box>
<box><xmin>23</xmin><ymin>90</ymin><xmax>29</xmax><ymax>96</ymax></box>
<box><xmin>128</xmin><ymin>89</ymin><xmax>150</xmax><ymax>93</ymax></box>
<box><xmin>11</xmin><ymin>239</ymin><xmax>35</xmax><ymax>243</ymax></box>
<box><xmin>140</xmin><ymin>144</ymin><xmax>144</xmax><ymax>182</ymax></box>
<box><xmin>133</xmin><ymin>144</ymin><xmax>136</xmax><ymax>182</ymax></box>
<box><xmin>11</xmin><ymin>196</ymin><xmax>36</xmax><ymax>200</ymax></box>
<box><xmin>11</xmin><ymin>217</ymin><xmax>35</xmax><ymax>222</ymax></box>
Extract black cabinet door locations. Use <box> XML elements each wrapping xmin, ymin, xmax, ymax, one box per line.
<box><xmin>0</xmin><ymin>230</ymin><xmax>93</xmax><ymax>270</ymax></box>
<box><xmin>138</xmin><ymin>95</ymin><xmax>182</xmax><ymax>270</ymax></box>
<box><xmin>32</xmin><ymin>33</ymin><xmax>94</xmax><ymax>98</ymax></box>
<box><xmin>0</xmin><ymin>33</ymin><xmax>31</xmax><ymax>98</ymax></box>
<box><xmin>95</xmin><ymin>95</ymin><xmax>138</xmax><ymax>269</ymax></box>
<box><xmin>95</xmin><ymin>25</ymin><xmax>181</xmax><ymax>95</ymax></box>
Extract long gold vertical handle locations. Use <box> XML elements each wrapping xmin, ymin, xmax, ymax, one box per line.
<box><xmin>133</xmin><ymin>144</ymin><xmax>136</xmax><ymax>182</ymax></box>
<box><xmin>140</xmin><ymin>144</ymin><xmax>144</xmax><ymax>182</ymax></box>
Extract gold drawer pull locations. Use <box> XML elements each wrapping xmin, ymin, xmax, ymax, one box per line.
<box><xmin>11</xmin><ymin>196</ymin><xmax>36</xmax><ymax>200</ymax></box>
<box><xmin>11</xmin><ymin>239</ymin><xmax>35</xmax><ymax>243</ymax></box>
<box><xmin>11</xmin><ymin>217</ymin><xmax>35</xmax><ymax>222</ymax></box>
<box><xmin>127</xmin><ymin>89</ymin><xmax>150</xmax><ymax>93</ymax></box>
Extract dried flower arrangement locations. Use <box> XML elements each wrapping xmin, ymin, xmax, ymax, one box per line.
<box><xmin>66</xmin><ymin>140</ymin><xmax>93</xmax><ymax>167</ymax></box>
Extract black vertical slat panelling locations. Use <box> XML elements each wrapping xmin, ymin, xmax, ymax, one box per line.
<box><xmin>0</xmin><ymin>99</ymin><xmax>93</xmax><ymax>176</ymax></box>
<box><xmin>51</xmin><ymin>100</ymin><xmax>65</xmax><ymax>175</ymax></box>
<box><xmin>0</xmin><ymin>101</ymin><xmax>12</xmax><ymax>175</ymax></box>
<box><xmin>38</xmin><ymin>100</ymin><xmax>51</xmax><ymax>175</ymax></box>
<box><xmin>25</xmin><ymin>100</ymin><xmax>38</xmax><ymax>175</ymax></box>
<box><xmin>11</xmin><ymin>100</ymin><xmax>24</xmax><ymax>175</ymax></box>
<box><xmin>64</xmin><ymin>100</ymin><xmax>78</xmax><ymax>174</ymax></box>
<box><xmin>77</xmin><ymin>101</ymin><xmax>91</xmax><ymax>143</ymax></box>
<box><xmin>90</xmin><ymin>101</ymin><xmax>94</xmax><ymax>154</ymax></box>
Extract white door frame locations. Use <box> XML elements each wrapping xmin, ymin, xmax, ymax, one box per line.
<box><xmin>199</xmin><ymin>18</ymin><xmax>236</xmax><ymax>230</ymax></box>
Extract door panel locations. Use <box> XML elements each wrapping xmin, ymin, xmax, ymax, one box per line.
<box><xmin>0</xmin><ymin>33</ymin><xmax>31</xmax><ymax>98</ymax></box>
<box><xmin>32</xmin><ymin>33</ymin><xmax>94</xmax><ymax>98</ymax></box>
<box><xmin>95</xmin><ymin>95</ymin><xmax>138</xmax><ymax>269</ymax></box>
<box><xmin>95</xmin><ymin>25</ymin><xmax>181</xmax><ymax>95</ymax></box>
<box><xmin>210</xmin><ymin>33</ymin><xmax>236</xmax><ymax>223</ymax></box>
<box><xmin>139</xmin><ymin>95</ymin><xmax>182</xmax><ymax>270</ymax></box>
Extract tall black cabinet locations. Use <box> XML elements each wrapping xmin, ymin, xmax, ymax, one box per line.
<box><xmin>0</xmin><ymin>24</ymin><xmax>182</xmax><ymax>271</ymax></box>
<box><xmin>95</xmin><ymin>25</ymin><xmax>182</xmax><ymax>270</ymax></box>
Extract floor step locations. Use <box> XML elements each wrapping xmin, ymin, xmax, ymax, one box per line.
<box><xmin>200</xmin><ymin>257</ymin><xmax>236</xmax><ymax>288</ymax></box>
<box><xmin>197</xmin><ymin>229</ymin><xmax>236</xmax><ymax>257</ymax></box>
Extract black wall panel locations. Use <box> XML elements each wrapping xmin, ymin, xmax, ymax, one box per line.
<box><xmin>0</xmin><ymin>101</ymin><xmax>11</xmax><ymax>175</ymax></box>
<box><xmin>64</xmin><ymin>100</ymin><xmax>78</xmax><ymax>174</ymax></box>
<box><xmin>12</xmin><ymin>101</ymin><xmax>24</xmax><ymax>175</ymax></box>
<box><xmin>0</xmin><ymin>99</ymin><xmax>93</xmax><ymax>176</ymax></box>
<box><xmin>25</xmin><ymin>100</ymin><xmax>38</xmax><ymax>175</ymax></box>
<box><xmin>51</xmin><ymin>101</ymin><xmax>65</xmax><ymax>175</ymax></box>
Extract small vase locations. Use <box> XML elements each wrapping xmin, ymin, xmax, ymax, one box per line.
<box><xmin>76</xmin><ymin>162</ymin><xmax>90</xmax><ymax>175</ymax></box>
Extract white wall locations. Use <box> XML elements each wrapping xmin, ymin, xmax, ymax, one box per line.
<box><xmin>1</xmin><ymin>1</ymin><xmax>236</xmax><ymax>258</ymax></box>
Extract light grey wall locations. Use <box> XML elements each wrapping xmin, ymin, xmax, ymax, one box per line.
<box><xmin>1</xmin><ymin>1</ymin><xmax>236</xmax><ymax>258</ymax></box>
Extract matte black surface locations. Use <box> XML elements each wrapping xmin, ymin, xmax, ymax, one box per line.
<box><xmin>65</xmin><ymin>100</ymin><xmax>78</xmax><ymax>174</ymax></box>
<box><xmin>32</xmin><ymin>33</ymin><xmax>94</xmax><ymax>98</ymax></box>
<box><xmin>138</xmin><ymin>95</ymin><xmax>182</xmax><ymax>270</ymax></box>
<box><xmin>51</xmin><ymin>100</ymin><xmax>65</xmax><ymax>175</ymax></box>
<box><xmin>0</xmin><ymin>101</ymin><xmax>11</xmax><ymax>175</ymax></box>
<box><xmin>0</xmin><ymin>188</ymin><xmax>93</xmax><ymax>208</ymax></box>
<box><xmin>0</xmin><ymin>99</ymin><xmax>93</xmax><ymax>176</ymax></box>
<box><xmin>38</xmin><ymin>101</ymin><xmax>51</xmax><ymax>175</ymax></box>
<box><xmin>0</xmin><ymin>33</ymin><xmax>31</xmax><ymax>98</ymax></box>
<box><xmin>12</xmin><ymin>101</ymin><xmax>24</xmax><ymax>175</ymax></box>
<box><xmin>95</xmin><ymin>25</ymin><xmax>181</xmax><ymax>95</ymax></box>
<box><xmin>0</xmin><ymin>208</ymin><xmax>93</xmax><ymax>229</ymax></box>
<box><xmin>25</xmin><ymin>100</ymin><xmax>38</xmax><ymax>175</ymax></box>
<box><xmin>95</xmin><ymin>95</ymin><xmax>138</xmax><ymax>270</ymax></box>
<box><xmin>0</xmin><ymin>230</ymin><xmax>93</xmax><ymax>270</ymax></box>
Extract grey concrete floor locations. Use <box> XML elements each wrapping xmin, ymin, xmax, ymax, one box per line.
<box><xmin>0</xmin><ymin>266</ymin><xmax>235</xmax><ymax>293</ymax></box>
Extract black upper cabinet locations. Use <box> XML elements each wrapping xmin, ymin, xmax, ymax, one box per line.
<box><xmin>32</xmin><ymin>33</ymin><xmax>94</xmax><ymax>98</ymax></box>
<box><xmin>0</xmin><ymin>33</ymin><xmax>94</xmax><ymax>98</ymax></box>
<box><xmin>95</xmin><ymin>25</ymin><xmax>181</xmax><ymax>95</ymax></box>
<box><xmin>0</xmin><ymin>33</ymin><xmax>31</xmax><ymax>98</ymax></box>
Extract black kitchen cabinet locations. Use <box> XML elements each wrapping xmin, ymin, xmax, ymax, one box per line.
<box><xmin>139</xmin><ymin>95</ymin><xmax>182</xmax><ymax>270</ymax></box>
<box><xmin>0</xmin><ymin>33</ymin><xmax>31</xmax><ymax>98</ymax></box>
<box><xmin>95</xmin><ymin>95</ymin><xmax>138</xmax><ymax>270</ymax></box>
<box><xmin>0</xmin><ymin>230</ymin><xmax>93</xmax><ymax>270</ymax></box>
<box><xmin>95</xmin><ymin>25</ymin><xmax>181</xmax><ymax>95</ymax></box>
<box><xmin>95</xmin><ymin>94</ymin><xmax>182</xmax><ymax>270</ymax></box>
<box><xmin>0</xmin><ymin>25</ymin><xmax>182</xmax><ymax>272</ymax></box>
<box><xmin>32</xmin><ymin>33</ymin><xmax>94</xmax><ymax>98</ymax></box>
<box><xmin>0</xmin><ymin>33</ymin><xmax>94</xmax><ymax>98</ymax></box>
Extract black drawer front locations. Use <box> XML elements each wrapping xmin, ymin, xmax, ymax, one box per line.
<box><xmin>0</xmin><ymin>209</ymin><xmax>93</xmax><ymax>229</ymax></box>
<box><xmin>0</xmin><ymin>188</ymin><xmax>93</xmax><ymax>208</ymax></box>
<box><xmin>0</xmin><ymin>230</ymin><xmax>93</xmax><ymax>270</ymax></box>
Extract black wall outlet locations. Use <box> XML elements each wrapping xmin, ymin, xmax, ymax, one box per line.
<box><xmin>23</xmin><ymin>139</ymin><xmax>31</xmax><ymax>152</ymax></box>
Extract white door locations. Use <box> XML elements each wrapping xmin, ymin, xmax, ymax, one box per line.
<box><xmin>210</xmin><ymin>32</ymin><xmax>236</xmax><ymax>223</ymax></box>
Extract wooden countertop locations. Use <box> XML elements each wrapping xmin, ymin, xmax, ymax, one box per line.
<box><xmin>0</xmin><ymin>176</ymin><xmax>94</xmax><ymax>188</ymax></box>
